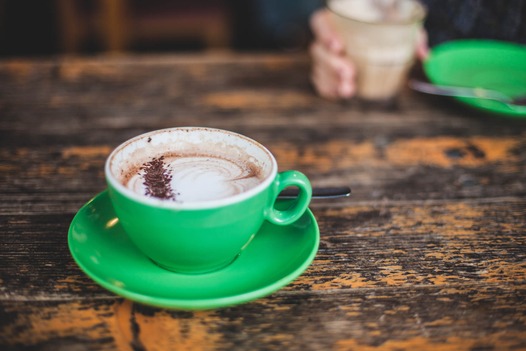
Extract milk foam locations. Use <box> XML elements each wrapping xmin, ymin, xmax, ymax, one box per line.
<box><xmin>125</xmin><ymin>155</ymin><xmax>263</xmax><ymax>203</ymax></box>
<box><xmin>330</xmin><ymin>0</ymin><xmax>417</xmax><ymax>23</ymax></box>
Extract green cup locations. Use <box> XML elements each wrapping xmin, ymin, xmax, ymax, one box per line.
<box><xmin>105</xmin><ymin>127</ymin><xmax>312</xmax><ymax>274</ymax></box>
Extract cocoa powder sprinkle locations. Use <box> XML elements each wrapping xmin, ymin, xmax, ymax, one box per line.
<box><xmin>141</xmin><ymin>156</ymin><xmax>175</xmax><ymax>200</ymax></box>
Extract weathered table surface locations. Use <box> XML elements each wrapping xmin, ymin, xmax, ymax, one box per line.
<box><xmin>1</xmin><ymin>54</ymin><xmax>525</xmax><ymax>351</ymax></box>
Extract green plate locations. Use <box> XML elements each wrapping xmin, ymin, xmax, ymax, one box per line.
<box><xmin>424</xmin><ymin>40</ymin><xmax>526</xmax><ymax>117</ymax></box>
<box><xmin>68</xmin><ymin>191</ymin><xmax>319</xmax><ymax>310</ymax></box>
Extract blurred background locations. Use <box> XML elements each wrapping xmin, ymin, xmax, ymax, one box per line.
<box><xmin>0</xmin><ymin>0</ymin><xmax>323</xmax><ymax>57</ymax></box>
<box><xmin>1</xmin><ymin>0</ymin><xmax>524</xmax><ymax>58</ymax></box>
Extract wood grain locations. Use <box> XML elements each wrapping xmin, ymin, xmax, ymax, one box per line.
<box><xmin>2</xmin><ymin>284</ymin><xmax>525</xmax><ymax>350</ymax></box>
<box><xmin>1</xmin><ymin>54</ymin><xmax>525</xmax><ymax>350</ymax></box>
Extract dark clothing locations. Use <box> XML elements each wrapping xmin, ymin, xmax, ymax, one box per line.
<box><xmin>232</xmin><ymin>0</ymin><xmax>526</xmax><ymax>50</ymax></box>
<box><xmin>422</xmin><ymin>0</ymin><xmax>526</xmax><ymax>46</ymax></box>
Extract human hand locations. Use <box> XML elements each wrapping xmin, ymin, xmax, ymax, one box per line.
<box><xmin>309</xmin><ymin>9</ymin><xmax>355</xmax><ymax>100</ymax></box>
<box><xmin>309</xmin><ymin>8</ymin><xmax>429</xmax><ymax>100</ymax></box>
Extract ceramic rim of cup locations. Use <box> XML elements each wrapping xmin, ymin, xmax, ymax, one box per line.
<box><xmin>105</xmin><ymin>127</ymin><xmax>278</xmax><ymax>210</ymax></box>
<box><xmin>327</xmin><ymin>0</ymin><xmax>427</xmax><ymax>26</ymax></box>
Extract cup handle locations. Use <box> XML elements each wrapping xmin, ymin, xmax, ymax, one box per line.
<box><xmin>266</xmin><ymin>170</ymin><xmax>312</xmax><ymax>226</ymax></box>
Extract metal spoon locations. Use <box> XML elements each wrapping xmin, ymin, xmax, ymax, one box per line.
<box><xmin>409</xmin><ymin>79</ymin><xmax>526</xmax><ymax>111</ymax></box>
<box><xmin>278</xmin><ymin>186</ymin><xmax>351</xmax><ymax>199</ymax></box>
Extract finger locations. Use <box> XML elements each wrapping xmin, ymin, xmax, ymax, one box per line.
<box><xmin>311</xmin><ymin>58</ymin><xmax>356</xmax><ymax>100</ymax></box>
<box><xmin>310</xmin><ymin>9</ymin><xmax>344</xmax><ymax>53</ymax></box>
<box><xmin>338</xmin><ymin>76</ymin><xmax>355</xmax><ymax>98</ymax></box>
<box><xmin>312</xmin><ymin>69</ymin><xmax>355</xmax><ymax>100</ymax></box>
<box><xmin>311</xmin><ymin>64</ymin><xmax>340</xmax><ymax>100</ymax></box>
<box><xmin>310</xmin><ymin>42</ymin><xmax>355</xmax><ymax>82</ymax></box>
<box><xmin>311</xmin><ymin>67</ymin><xmax>338</xmax><ymax>99</ymax></box>
<box><xmin>416</xmin><ymin>29</ymin><xmax>429</xmax><ymax>60</ymax></box>
<box><xmin>310</xmin><ymin>42</ymin><xmax>356</xmax><ymax>99</ymax></box>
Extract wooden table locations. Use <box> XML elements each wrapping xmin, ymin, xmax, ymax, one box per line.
<box><xmin>1</xmin><ymin>54</ymin><xmax>525</xmax><ymax>351</ymax></box>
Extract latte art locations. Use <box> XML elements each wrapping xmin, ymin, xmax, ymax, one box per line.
<box><xmin>124</xmin><ymin>155</ymin><xmax>264</xmax><ymax>202</ymax></box>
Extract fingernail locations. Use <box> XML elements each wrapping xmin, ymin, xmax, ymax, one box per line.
<box><xmin>339</xmin><ymin>82</ymin><xmax>353</xmax><ymax>98</ymax></box>
<box><xmin>329</xmin><ymin>39</ymin><xmax>343</xmax><ymax>52</ymax></box>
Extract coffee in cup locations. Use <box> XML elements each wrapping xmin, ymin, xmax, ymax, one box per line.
<box><xmin>105</xmin><ymin>127</ymin><xmax>312</xmax><ymax>274</ymax></box>
<box><xmin>120</xmin><ymin>148</ymin><xmax>266</xmax><ymax>203</ymax></box>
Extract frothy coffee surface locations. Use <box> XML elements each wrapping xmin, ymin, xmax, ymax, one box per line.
<box><xmin>123</xmin><ymin>154</ymin><xmax>264</xmax><ymax>203</ymax></box>
<box><xmin>330</xmin><ymin>0</ymin><xmax>419</xmax><ymax>23</ymax></box>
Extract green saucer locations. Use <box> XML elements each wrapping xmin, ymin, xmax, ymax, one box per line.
<box><xmin>68</xmin><ymin>191</ymin><xmax>319</xmax><ymax>310</ymax></box>
<box><xmin>424</xmin><ymin>40</ymin><xmax>526</xmax><ymax>117</ymax></box>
